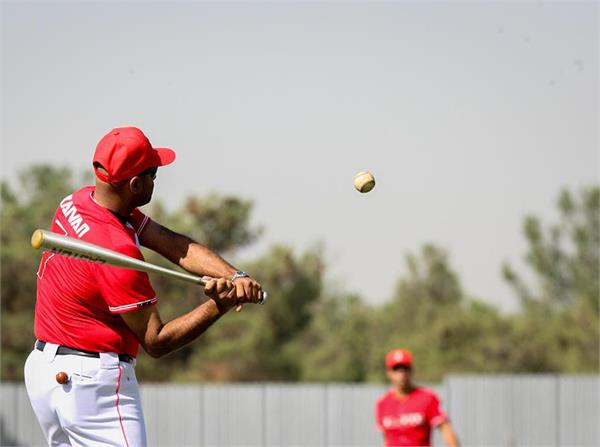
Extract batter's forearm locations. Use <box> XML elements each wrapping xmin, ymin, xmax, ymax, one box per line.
<box><xmin>141</xmin><ymin>221</ymin><xmax>237</xmax><ymax>278</ymax></box>
<box><xmin>179</xmin><ymin>242</ymin><xmax>237</xmax><ymax>278</ymax></box>
<box><xmin>144</xmin><ymin>299</ymin><xmax>227</xmax><ymax>358</ymax></box>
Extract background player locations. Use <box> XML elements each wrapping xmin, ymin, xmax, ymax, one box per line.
<box><xmin>24</xmin><ymin>126</ymin><xmax>264</xmax><ymax>446</ymax></box>
<box><xmin>375</xmin><ymin>349</ymin><xmax>460</xmax><ymax>447</ymax></box>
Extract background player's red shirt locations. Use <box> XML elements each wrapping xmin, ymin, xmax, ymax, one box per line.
<box><xmin>34</xmin><ymin>186</ymin><xmax>156</xmax><ymax>357</ymax></box>
<box><xmin>375</xmin><ymin>387</ymin><xmax>448</xmax><ymax>447</ymax></box>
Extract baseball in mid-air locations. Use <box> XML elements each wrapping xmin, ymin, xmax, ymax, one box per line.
<box><xmin>353</xmin><ymin>171</ymin><xmax>376</xmax><ymax>193</ymax></box>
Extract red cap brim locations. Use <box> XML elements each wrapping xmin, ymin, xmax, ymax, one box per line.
<box><xmin>154</xmin><ymin>148</ymin><xmax>176</xmax><ymax>167</ymax></box>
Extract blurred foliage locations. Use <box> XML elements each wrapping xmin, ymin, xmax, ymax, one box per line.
<box><xmin>501</xmin><ymin>186</ymin><xmax>600</xmax><ymax>372</ymax></box>
<box><xmin>1</xmin><ymin>165</ymin><xmax>598</xmax><ymax>382</ymax></box>
<box><xmin>1</xmin><ymin>166</ymin><xmax>76</xmax><ymax>380</ymax></box>
<box><xmin>172</xmin><ymin>244</ymin><xmax>324</xmax><ymax>382</ymax></box>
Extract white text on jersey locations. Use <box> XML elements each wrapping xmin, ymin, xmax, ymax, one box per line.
<box><xmin>60</xmin><ymin>195</ymin><xmax>91</xmax><ymax>238</ymax></box>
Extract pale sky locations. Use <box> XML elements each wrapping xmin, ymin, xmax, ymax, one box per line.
<box><xmin>1</xmin><ymin>1</ymin><xmax>598</xmax><ymax>311</ymax></box>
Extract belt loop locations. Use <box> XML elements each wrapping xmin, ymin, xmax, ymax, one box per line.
<box><xmin>99</xmin><ymin>352</ymin><xmax>119</xmax><ymax>369</ymax></box>
<box><xmin>42</xmin><ymin>342</ymin><xmax>59</xmax><ymax>363</ymax></box>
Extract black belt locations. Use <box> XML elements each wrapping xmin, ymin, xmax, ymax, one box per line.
<box><xmin>35</xmin><ymin>340</ymin><xmax>134</xmax><ymax>364</ymax></box>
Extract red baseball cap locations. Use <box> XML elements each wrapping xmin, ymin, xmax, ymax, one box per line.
<box><xmin>385</xmin><ymin>349</ymin><xmax>413</xmax><ymax>369</ymax></box>
<box><xmin>93</xmin><ymin>127</ymin><xmax>176</xmax><ymax>183</ymax></box>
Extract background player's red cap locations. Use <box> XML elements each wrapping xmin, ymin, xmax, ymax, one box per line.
<box><xmin>385</xmin><ymin>349</ymin><xmax>413</xmax><ymax>369</ymax></box>
<box><xmin>93</xmin><ymin>127</ymin><xmax>176</xmax><ymax>183</ymax></box>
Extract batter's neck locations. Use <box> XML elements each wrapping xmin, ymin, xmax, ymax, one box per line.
<box><xmin>92</xmin><ymin>186</ymin><xmax>135</xmax><ymax>220</ymax></box>
<box><xmin>394</xmin><ymin>384</ymin><xmax>415</xmax><ymax>398</ymax></box>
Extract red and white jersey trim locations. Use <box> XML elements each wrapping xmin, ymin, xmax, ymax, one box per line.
<box><xmin>430</xmin><ymin>414</ymin><xmax>448</xmax><ymax>427</ymax></box>
<box><xmin>108</xmin><ymin>296</ymin><xmax>158</xmax><ymax>313</ymax></box>
<box><xmin>136</xmin><ymin>215</ymin><xmax>150</xmax><ymax>236</ymax></box>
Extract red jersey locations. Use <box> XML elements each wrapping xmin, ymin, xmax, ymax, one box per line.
<box><xmin>34</xmin><ymin>186</ymin><xmax>156</xmax><ymax>357</ymax></box>
<box><xmin>375</xmin><ymin>387</ymin><xmax>448</xmax><ymax>447</ymax></box>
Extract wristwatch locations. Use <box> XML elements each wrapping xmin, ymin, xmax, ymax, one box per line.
<box><xmin>231</xmin><ymin>271</ymin><xmax>249</xmax><ymax>282</ymax></box>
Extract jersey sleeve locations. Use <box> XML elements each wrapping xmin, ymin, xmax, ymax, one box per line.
<box><xmin>426</xmin><ymin>392</ymin><xmax>449</xmax><ymax>427</ymax></box>
<box><xmin>130</xmin><ymin>208</ymin><xmax>151</xmax><ymax>237</ymax></box>
<box><xmin>96</xmin><ymin>241</ymin><xmax>157</xmax><ymax>313</ymax></box>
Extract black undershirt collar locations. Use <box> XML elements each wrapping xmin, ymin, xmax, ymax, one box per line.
<box><xmin>108</xmin><ymin>209</ymin><xmax>130</xmax><ymax>225</ymax></box>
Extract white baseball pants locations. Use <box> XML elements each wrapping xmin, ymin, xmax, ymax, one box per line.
<box><xmin>24</xmin><ymin>342</ymin><xmax>146</xmax><ymax>447</ymax></box>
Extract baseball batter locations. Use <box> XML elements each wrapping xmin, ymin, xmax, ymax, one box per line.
<box><xmin>24</xmin><ymin>127</ymin><xmax>264</xmax><ymax>446</ymax></box>
<box><xmin>375</xmin><ymin>349</ymin><xmax>460</xmax><ymax>447</ymax></box>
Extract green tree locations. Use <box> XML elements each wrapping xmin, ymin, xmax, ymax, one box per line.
<box><xmin>369</xmin><ymin>244</ymin><xmax>514</xmax><ymax>382</ymax></box>
<box><xmin>371</xmin><ymin>244</ymin><xmax>464</xmax><ymax>381</ymax></box>
<box><xmin>293</xmin><ymin>294</ymin><xmax>375</xmax><ymax>382</ymax></box>
<box><xmin>1</xmin><ymin>166</ymin><xmax>80</xmax><ymax>380</ymax></box>
<box><xmin>503</xmin><ymin>187</ymin><xmax>599</xmax><ymax>312</ymax></box>
<box><xmin>164</xmin><ymin>194</ymin><xmax>262</xmax><ymax>254</ymax></box>
<box><xmin>175</xmin><ymin>244</ymin><xmax>324</xmax><ymax>382</ymax></box>
<box><xmin>502</xmin><ymin>186</ymin><xmax>599</xmax><ymax>372</ymax></box>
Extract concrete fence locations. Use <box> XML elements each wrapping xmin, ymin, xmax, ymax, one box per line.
<box><xmin>1</xmin><ymin>375</ymin><xmax>598</xmax><ymax>446</ymax></box>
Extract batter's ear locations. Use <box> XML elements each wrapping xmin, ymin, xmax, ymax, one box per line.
<box><xmin>128</xmin><ymin>176</ymin><xmax>141</xmax><ymax>193</ymax></box>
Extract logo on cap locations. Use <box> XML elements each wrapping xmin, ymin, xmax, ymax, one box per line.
<box><xmin>385</xmin><ymin>349</ymin><xmax>413</xmax><ymax>369</ymax></box>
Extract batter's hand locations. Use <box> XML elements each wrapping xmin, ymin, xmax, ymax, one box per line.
<box><xmin>202</xmin><ymin>277</ymin><xmax>237</xmax><ymax>312</ymax></box>
<box><xmin>232</xmin><ymin>276</ymin><xmax>263</xmax><ymax>304</ymax></box>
